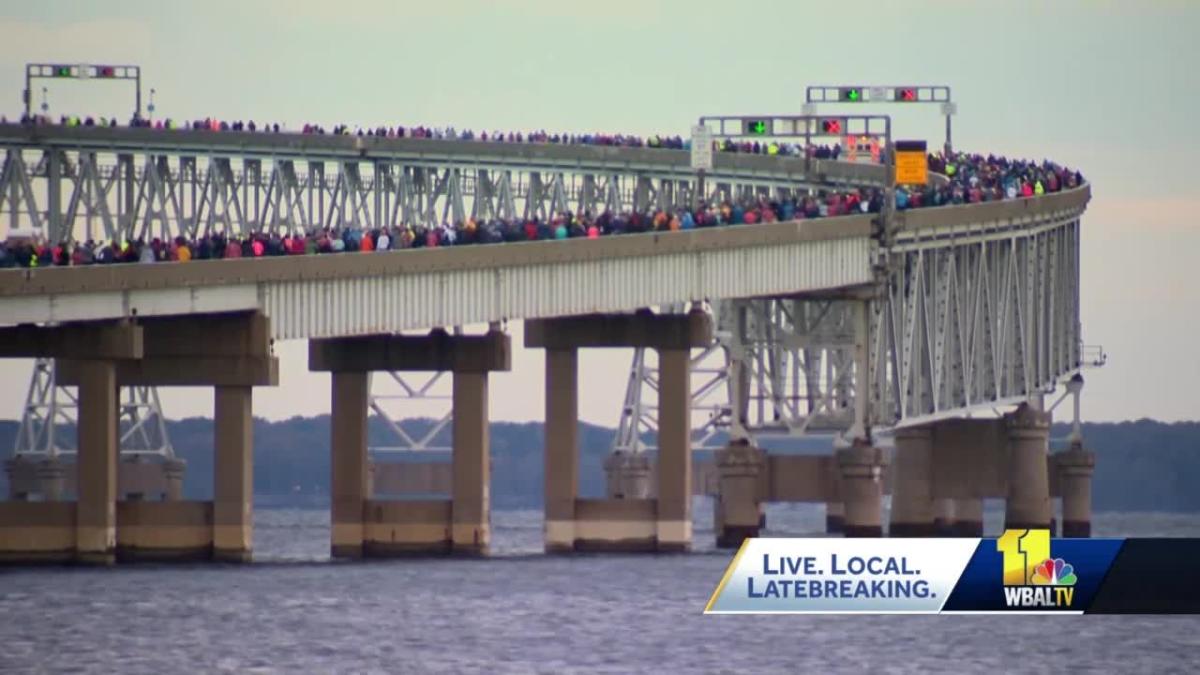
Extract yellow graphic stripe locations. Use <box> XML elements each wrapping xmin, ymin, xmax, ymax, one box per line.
<box><xmin>704</xmin><ymin>537</ymin><xmax>751</xmax><ymax>613</ymax></box>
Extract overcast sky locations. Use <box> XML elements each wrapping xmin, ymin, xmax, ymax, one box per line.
<box><xmin>1</xmin><ymin>0</ymin><xmax>1197</xmax><ymax>426</ymax></box>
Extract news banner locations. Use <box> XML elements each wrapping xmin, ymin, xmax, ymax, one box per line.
<box><xmin>704</xmin><ymin>532</ymin><xmax>1200</xmax><ymax>614</ymax></box>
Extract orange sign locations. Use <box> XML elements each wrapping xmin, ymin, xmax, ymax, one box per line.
<box><xmin>895</xmin><ymin>151</ymin><xmax>928</xmax><ymax>185</ymax></box>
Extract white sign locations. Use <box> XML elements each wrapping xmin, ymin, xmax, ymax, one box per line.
<box><xmin>869</xmin><ymin>86</ymin><xmax>888</xmax><ymax>102</ymax></box>
<box><xmin>705</xmin><ymin>538</ymin><xmax>979</xmax><ymax>614</ymax></box>
<box><xmin>691</xmin><ymin>124</ymin><xmax>713</xmax><ymax>171</ymax></box>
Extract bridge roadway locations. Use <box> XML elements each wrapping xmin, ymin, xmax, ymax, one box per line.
<box><xmin>0</xmin><ymin>124</ymin><xmax>886</xmax><ymax>191</ymax></box>
<box><xmin>0</xmin><ymin>125</ymin><xmax>1094</xmax><ymax>563</ymax></box>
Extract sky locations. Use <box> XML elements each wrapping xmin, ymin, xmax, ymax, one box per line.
<box><xmin>0</xmin><ymin>0</ymin><xmax>1197</xmax><ymax>426</ymax></box>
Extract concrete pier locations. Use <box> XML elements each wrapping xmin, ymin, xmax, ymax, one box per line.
<box><xmin>889</xmin><ymin>426</ymin><xmax>935</xmax><ymax>536</ymax></box>
<box><xmin>1004</xmin><ymin>403</ymin><xmax>1053</xmax><ymax>531</ymax></box>
<box><xmin>1057</xmin><ymin>445</ymin><xmax>1095</xmax><ymax>537</ymax></box>
<box><xmin>5</xmin><ymin>458</ymin><xmax>67</xmax><ymax>502</ymax></box>
<box><xmin>6</xmin><ymin>457</ymin><xmax>186</xmax><ymax>502</ymax></box>
<box><xmin>36</xmin><ymin>460</ymin><xmax>67</xmax><ymax>502</ymax></box>
<box><xmin>933</xmin><ymin>498</ymin><xmax>955</xmax><ymax>535</ymax></box>
<box><xmin>0</xmin><ymin>320</ymin><xmax>142</xmax><ymax>563</ymax></box>
<box><xmin>330</xmin><ymin>371</ymin><xmax>370</xmax><ymax>559</ymax></box>
<box><xmin>836</xmin><ymin>439</ymin><xmax>884</xmax><ymax>537</ymax></box>
<box><xmin>825</xmin><ymin>501</ymin><xmax>845</xmax><ymax>534</ymax></box>
<box><xmin>714</xmin><ymin>440</ymin><xmax>764</xmax><ymax>548</ymax></box>
<box><xmin>951</xmin><ymin>498</ymin><xmax>984</xmax><ymax>536</ymax></box>
<box><xmin>0</xmin><ymin>314</ymin><xmax>274</xmax><ymax>564</ymax></box>
<box><xmin>604</xmin><ymin>452</ymin><xmax>652</xmax><ymax>499</ymax></box>
<box><xmin>312</xmin><ymin>330</ymin><xmax>510</xmax><ymax>558</ymax></box>
<box><xmin>544</xmin><ymin>348</ymin><xmax>579</xmax><ymax>553</ymax></box>
<box><xmin>75</xmin><ymin>360</ymin><xmax>118</xmax><ymax>565</ymax></box>
<box><xmin>163</xmin><ymin>459</ymin><xmax>185</xmax><ymax>501</ymax></box>
<box><xmin>528</xmin><ymin>310</ymin><xmax>711</xmax><ymax>552</ymax></box>
<box><xmin>655</xmin><ymin>348</ymin><xmax>692</xmax><ymax>552</ymax></box>
<box><xmin>213</xmin><ymin>386</ymin><xmax>254</xmax><ymax>562</ymax></box>
<box><xmin>451</xmin><ymin>371</ymin><xmax>490</xmax><ymax>556</ymax></box>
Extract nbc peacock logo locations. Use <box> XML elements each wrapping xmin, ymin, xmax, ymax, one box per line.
<box><xmin>997</xmin><ymin>530</ymin><xmax>1077</xmax><ymax>608</ymax></box>
<box><xmin>1031</xmin><ymin>558</ymin><xmax>1078</xmax><ymax>587</ymax></box>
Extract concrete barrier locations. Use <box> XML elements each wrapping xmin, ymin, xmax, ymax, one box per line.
<box><xmin>363</xmin><ymin>499</ymin><xmax>452</xmax><ymax>556</ymax></box>
<box><xmin>0</xmin><ymin>502</ymin><xmax>76</xmax><ymax>563</ymax></box>
<box><xmin>116</xmin><ymin>501</ymin><xmax>213</xmax><ymax>561</ymax></box>
<box><xmin>573</xmin><ymin>498</ymin><xmax>657</xmax><ymax>552</ymax></box>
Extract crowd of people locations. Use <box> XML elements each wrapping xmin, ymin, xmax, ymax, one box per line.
<box><xmin>0</xmin><ymin>114</ymin><xmax>1084</xmax><ymax>270</ymax></box>
<box><xmin>0</xmin><ymin>190</ymin><xmax>885</xmax><ymax>268</ymax></box>
<box><xmin>6</xmin><ymin>113</ymin><xmax>838</xmax><ymax>158</ymax></box>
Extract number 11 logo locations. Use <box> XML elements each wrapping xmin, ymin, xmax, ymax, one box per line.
<box><xmin>997</xmin><ymin>529</ymin><xmax>1051</xmax><ymax>585</ymax></box>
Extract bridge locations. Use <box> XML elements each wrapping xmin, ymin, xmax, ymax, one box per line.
<box><xmin>0</xmin><ymin>118</ymin><xmax>1096</xmax><ymax>563</ymax></box>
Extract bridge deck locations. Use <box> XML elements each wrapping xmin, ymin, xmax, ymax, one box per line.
<box><xmin>0</xmin><ymin>216</ymin><xmax>875</xmax><ymax>338</ymax></box>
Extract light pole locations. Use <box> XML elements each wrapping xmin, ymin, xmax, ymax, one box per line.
<box><xmin>40</xmin><ymin>87</ymin><xmax>48</xmax><ymax>116</ymax></box>
<box><xmin>147</xmin><ymin>88</ymin><xmax>156</xmax><ymax>121</ymax></box>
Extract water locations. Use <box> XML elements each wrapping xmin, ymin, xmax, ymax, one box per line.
<box><xmin>2</xmin><ymin>502</ymin><xmax>1198</xmax><ymax>674</ymax></box>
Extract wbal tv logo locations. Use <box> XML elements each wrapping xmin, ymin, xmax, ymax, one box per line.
<box><xmin>997</xmin><ymin>529</ymin><xmax>1077</xmax><ymax>608</ymax></box>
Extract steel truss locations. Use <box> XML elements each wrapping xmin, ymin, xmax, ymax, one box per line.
<box><xmin>14</xmin><ymin>358</ymin><xmax>175</xmax><ymax>460</ymax></box>
<box><xmin>872</xmin><ymin>215</ymin><xmax>1084</xmax><ymax>426</ymax></box>
<box><xmin>611</xmin><ymin>213</ymin><xmax>1087</xmax><ymax>446</ymax></box>
<box><xmin>0</xmin><ymin>147</ymin><xmax>838</xmax><ymax>243</ymax></box>
<box><xmin>368</xmin><ymin>371</ymin><xmax>453</xmax><ymax>455</ymax></box>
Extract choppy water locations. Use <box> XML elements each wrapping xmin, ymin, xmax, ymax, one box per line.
<box><xmin>2</xmin><ymin>501</ymin><xmax>1199</xmax><ymax>674</ymax></box>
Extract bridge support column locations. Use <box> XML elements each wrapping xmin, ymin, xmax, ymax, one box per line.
<box><xmin>312</xmin><ymin>330</ymin><xmax>510</xmax><ymax>558</ymax></box>
<box><xmin>952</xmin><ymin>498</ymin><xmax>984</xmax><ymax>536</ymax></box>
<box><xmin>544</xmin><ymin>348</ymin><xmax>578</xmax><ymax>553</ymax></box>
<box><xmin>1057</xmin><ymin>445</ymin><xmax>1095</xmax><ymax>538</ymax></box>
<box><xmin>604</xmin><ymin>452</ymin><xmax>652</xmax><ymax>499</ymax></box>
<box><xmin>1</xmin><ymin>315</ymin><xmax>273</xmax><ymax>564</ymax></box>
<box><xmin>213</xmin><ymin>386</ymin><xmax>254</xmax><ymax>563</ymax></box>
<box><xmin>330</xmin><ymin>372</ymin><xmax>369</xmax><ymax>559</ymax></box>
<box><xmin>825</xmin><ymin>501</ymin><xmax>845</xmax><ymax>534</ymax></box>
<box><xmin>76</xmin><ymin>360</ymin><xmax>119</xmax><ymax>565</ymax></box>
<box><xmin>528</xmin><ymin>311</ymin><xmax>711</xmax><ymax>553</ymax></box>
<box><xmin>889</xmin><ymin>426</ymin><xmax>935</xmax><ymax>536</ymax></box>
<box><xmin>4</xmin><ymin>458</ymin><xmax>34</xmax><ymax>501</ymax></box>
<box><xmin>836</xmin><ymin>440</ymin><xmax>884</xmax><ymax>537</ymax></box>
<box><xmin>163</xmin><ymin>458</ymin><xmax>186</xmax><ymax>501</ymax></box>
<box><xmin>1004</xmin><ymin>403</ymin><xmax>1052</xmax><ymax>531</ymax></box>
<box><xmin>715</xmin><ymin>440</ymin><xmax>763</xmax><ymax>548</ymax></box>
<box><xmin>933</xmin><ymin>498</ymin><xmax>956</xmax><ymax>536</ymax></box>
<box><xmin>656</xmin><ymin>348</ymin><xmax>692</xmax><ymax>552</ymax></box>
<box><xmin>451</xmin><ymin>371</ymin><xmax>490</xmax><ymax>556</ymax></box>
<box><xmin>36</xmin><ymin>459</ymin><xmax>67</xmax><ymax>502</ymax></box>
<box><xmin>6</xmin><ymin>456</ymin><xmax>66</xmax><ymax>499</ymax></box>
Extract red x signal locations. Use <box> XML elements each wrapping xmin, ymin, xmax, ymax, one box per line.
<box><xmin>821</xmin><ymin>118</ymin><xmax>842</xmax><ymax>134</ymax></box>
<box><xmin>896</xmin><ymin>88</ymin><xmax>917</xmax><ymax>102</ymax></box>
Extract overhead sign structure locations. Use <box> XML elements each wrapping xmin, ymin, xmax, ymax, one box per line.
<box><xmin>807</xmin><ymin>85</ymin><xmax>952</xmax><ymax>104</ymax></box>
<box><xmin>690</xmin><ymin>124</ymin><xmax>713</xmax><ymax>171</ymax></box>
<box><xmin>699</xmin><ymin>114</ymin><xmax>890</xmax><ymax>141</ymax></box>
<box><xmin>805</xmin><ymin>84</ymin><xmax>956</xmax><ymax>154</ymax></box>
<box><xmin>894</xmin><ymin>140</ymin><xmax>928</xmax><ymax>186</ymax></box>
<box><xmin>24</xmin><ymin>62</ymin><xmax>143</xmax><ymax>118</ymax></box>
